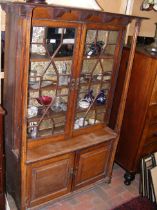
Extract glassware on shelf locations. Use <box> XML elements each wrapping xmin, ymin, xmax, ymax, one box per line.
<box><xmin>84</xmin><ymin>90</ymin><xmax>94</xmax><ymax>103</ymax></box>
<box><xmin>28</xmin><ymin>122</ymin><xmax>38</xmax><ymax>139</ymax></box>
<box><xmin>96</xmin><ymin>90</ymin><xmax>106</xmax><ymax>105</ymax></box>
<box><xmin>29</xmin><ymin>70</ymin><xmax>37</xmax><ymax>83</ymax></box>
<box><xmin>79</xmin><ymin>90</ymin><xmax>94</xmax><ymax>109</ymax></box>
<box><xmin>79</xmin><ymin>99</ymin><xmax>90</xmax><ymax>109</ymax></box>
<box><xmin>86</xmin><ymin>41</ymin><xmax>104</xmax><ymax>57</ymax></box>
<box><xmin>36</xmin><ymin>96</ymin><xmax>53</xmax><ymax>106</ymax></box>
<box><xmin>51</xmin><ymin>96</ymin><xmax>67</xmax><ymax>112</ymax></box>
<box><xmin>74</xmin><ymin>117</ymin><xmax>88</xmax><ymax>129</ymax></box>
<box><xmin>27</xmin><ymin>106</ymin><xmax>38</xmax><ymax>118</ymax></box>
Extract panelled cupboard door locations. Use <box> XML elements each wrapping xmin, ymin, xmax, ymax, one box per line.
<box><xmin>73</xmin><ymin>142</ymin><xmax>112</xmax><ymax>190</ymax></box>
<box><xmin>26</xmin><ymin>153</ymin><xmax>74</xmax><ymax>207</ymax></box>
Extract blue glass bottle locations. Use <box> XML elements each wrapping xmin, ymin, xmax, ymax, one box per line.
<box><xmin>96</xmin><ymin>90</ymin><xmax>106</xmax><ymax>105</ymax></box>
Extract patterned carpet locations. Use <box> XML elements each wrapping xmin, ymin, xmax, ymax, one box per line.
<box><xmin>113</xmin><ymin>196</ymin><xmax>157</xmax><ymax>210</ymax></box>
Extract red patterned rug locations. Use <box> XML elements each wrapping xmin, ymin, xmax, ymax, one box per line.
<box><xmin>112</xmin><ymin>196</ymin><xmax>157</xmax><ymax>210</ymax></box>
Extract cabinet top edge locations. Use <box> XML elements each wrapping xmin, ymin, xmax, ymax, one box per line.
<box><xmin>124</xmin><ymin>46</ymin><xmax>157</xmax><ymax>60</ymax></box>
<box><xmin>1</xmin><ymin>1</ymin><xmax>148</xmax><ymax>21</ymax></box>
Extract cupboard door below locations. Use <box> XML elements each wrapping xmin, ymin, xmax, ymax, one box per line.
<box><xmin>73</xmin><ymin>142</ymin><xmax>112</xmax><ymax>190</ymax></box>
<box><xmin>27</xmin><ymin>153</ymin><xmax>74</xmax><ymax>207</ymax></box>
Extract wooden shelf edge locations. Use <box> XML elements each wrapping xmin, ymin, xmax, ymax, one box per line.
<box><xmin>26</xmin><ymin>126</ymin><xmax>118</xmax><ymax>164</ymax></box>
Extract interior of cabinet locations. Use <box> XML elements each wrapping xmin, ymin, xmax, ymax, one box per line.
<box><xmin>27</xmin><ymin>24</ymin><xmax>120</xmax><ymax>142</ymax></box>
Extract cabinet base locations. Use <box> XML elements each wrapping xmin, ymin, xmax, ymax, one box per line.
<box><xmin>124</xmin><ymin>172</ymin><xmax>135</xmax><ymax>185</ymax></box>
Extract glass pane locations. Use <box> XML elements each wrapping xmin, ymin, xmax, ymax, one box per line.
<box><xmin>85</xmin><ymin>30</ymin><xmax>118</xmax><ymax>57</ymax></box>
<box><xmin>27</xmin><ymin>26</ymin><xmax>76</xmax><ymax>139</ymax></box>
<box><xmin>74</xmin><ymin>29</ymin><xmax>118</xmax><ymax>130</ymax></box>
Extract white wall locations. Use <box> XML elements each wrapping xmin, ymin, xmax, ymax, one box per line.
<box><xmin>97</xmin><ymin>0</ymin><xmax>125</xmax><ymax>13</ymax></box>
<box><xmin>129</xmin><ymin>0</ymin><xmax>157</xmax><ymax>37</ymax></box>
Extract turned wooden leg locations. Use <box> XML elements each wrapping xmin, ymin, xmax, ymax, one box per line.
<box><xmin>124</xmin><ymin>172</ymin><xmax>135</xmax><ymax>185</ymax></box>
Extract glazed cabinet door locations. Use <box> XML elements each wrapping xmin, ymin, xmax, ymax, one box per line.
<box><xmin>72</xmin><ymin>24</ymin><xmax>124</xmax><ymax>135</ymax></box>
<box><xmin>26</xmin><ymin>22</ymin><xmax>82</xmax><ymax>143</ymax></box>
<box><xmin>26</xmin><ymin>153</ymin><xmax>74</xmax><ymax>207</ymax></box>
<box><xmin>73</xmin><ymin>142</ymin><xmax>112</xmax><ymax>190</ymax></box>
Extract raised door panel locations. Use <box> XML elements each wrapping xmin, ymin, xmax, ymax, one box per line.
<box><xmin>27</xmin><ymin>153</ymin><xmax>74</xmax><ymax>207</ymax></box>
<box><xmin>73</xmin><ymin>142</ymin><xmax>111</xmax><ymax>189</ymax></box>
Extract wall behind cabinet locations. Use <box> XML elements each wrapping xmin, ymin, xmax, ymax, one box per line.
<box><xmin>129</xmin><ymin>0</ymin><xmax>157</xmax><ymax>37</ymax></box>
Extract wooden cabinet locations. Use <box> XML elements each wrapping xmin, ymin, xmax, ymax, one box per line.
<box><xmin>110</xmin><ymin>47</ymin><xmax>157</xmax><ymax>185</ymax></box>
<box><xmin>0</xmin><ymin>106</ymin><xmax>5</xmax><ymax>210</ymax></box>
<box><xmin>1</xmin><ymin>1</ymin><xmax>143</xmax><ymax>209</ymax></box>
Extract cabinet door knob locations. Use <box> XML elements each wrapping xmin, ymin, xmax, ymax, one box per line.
<box><xmin>69</xmin><ymin>168</ymin><xmax>74</xmax><ymax>178</ymax></box>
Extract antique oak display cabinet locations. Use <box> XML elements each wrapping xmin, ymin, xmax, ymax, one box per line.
<box><xmin>2</xmin><ymin>2</ymin><xmax>143</xmax><ymax>209</ymax></box>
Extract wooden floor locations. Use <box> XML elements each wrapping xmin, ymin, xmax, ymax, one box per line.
<box><xmin>7</xmin><ymin>163</ymin><xmax>140</xmax><ymax>210</ymax></box>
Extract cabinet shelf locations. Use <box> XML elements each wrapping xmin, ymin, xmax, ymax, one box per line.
<box><xmin>79</xmin><ymin>88</ymin><xmax>109</xmax><ymax>95</ymax></box>
<box><xmin>27</xmin><ymin>109</ymin><xmax>67</xmax><ymax>123</ymax></box>
<box><xmin>76</xmin><ymin>104</ymin><xmax>106</xmax><ymax>114</ymax></box>
<box><xmin>80</xmin><ymin>79</ymin><xmax>111</xmax><ymax>86</ymax></box>
<box><xmin>30</xmin><ymin>53</ymin><xmax>73</xmax><ymax>62</ymax></box>
<box><xmin>84</xmin><ymin>54</ymin><xmax>114</xmax><ymax>60</ymax></box>
<box><xmin>38</xmin><ymin>126</ymin><xmax>65</xmax><ymax>137</ymax></box>
<box><xmin>30</xmin><ymin>53</ymin><xmax>114</xmax><ymax>62</ymax></box>
<box><xmin>29</xmin><ymin>83</ymin><xmax>69</xmax><ymax>91</ymax></box>
<box><xmin>85</xmin><ymin>42</ymin><xmax>116</xmax><ymax>46</ymax></box>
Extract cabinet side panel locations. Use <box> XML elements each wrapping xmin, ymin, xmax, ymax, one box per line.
<box><xmin>3</xmin><ymin>10</ymin><xmax>22</xmax><ymax>208</ymax></box>
<box><xmin>3</xmin><ymin>6</ymin><xmax>33</xmax><ymax>208</ymax></box>
<box><xmin>109</xmin><ymin>48</ymin><xmax>129</xmax><ymax>129</ymax></box>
